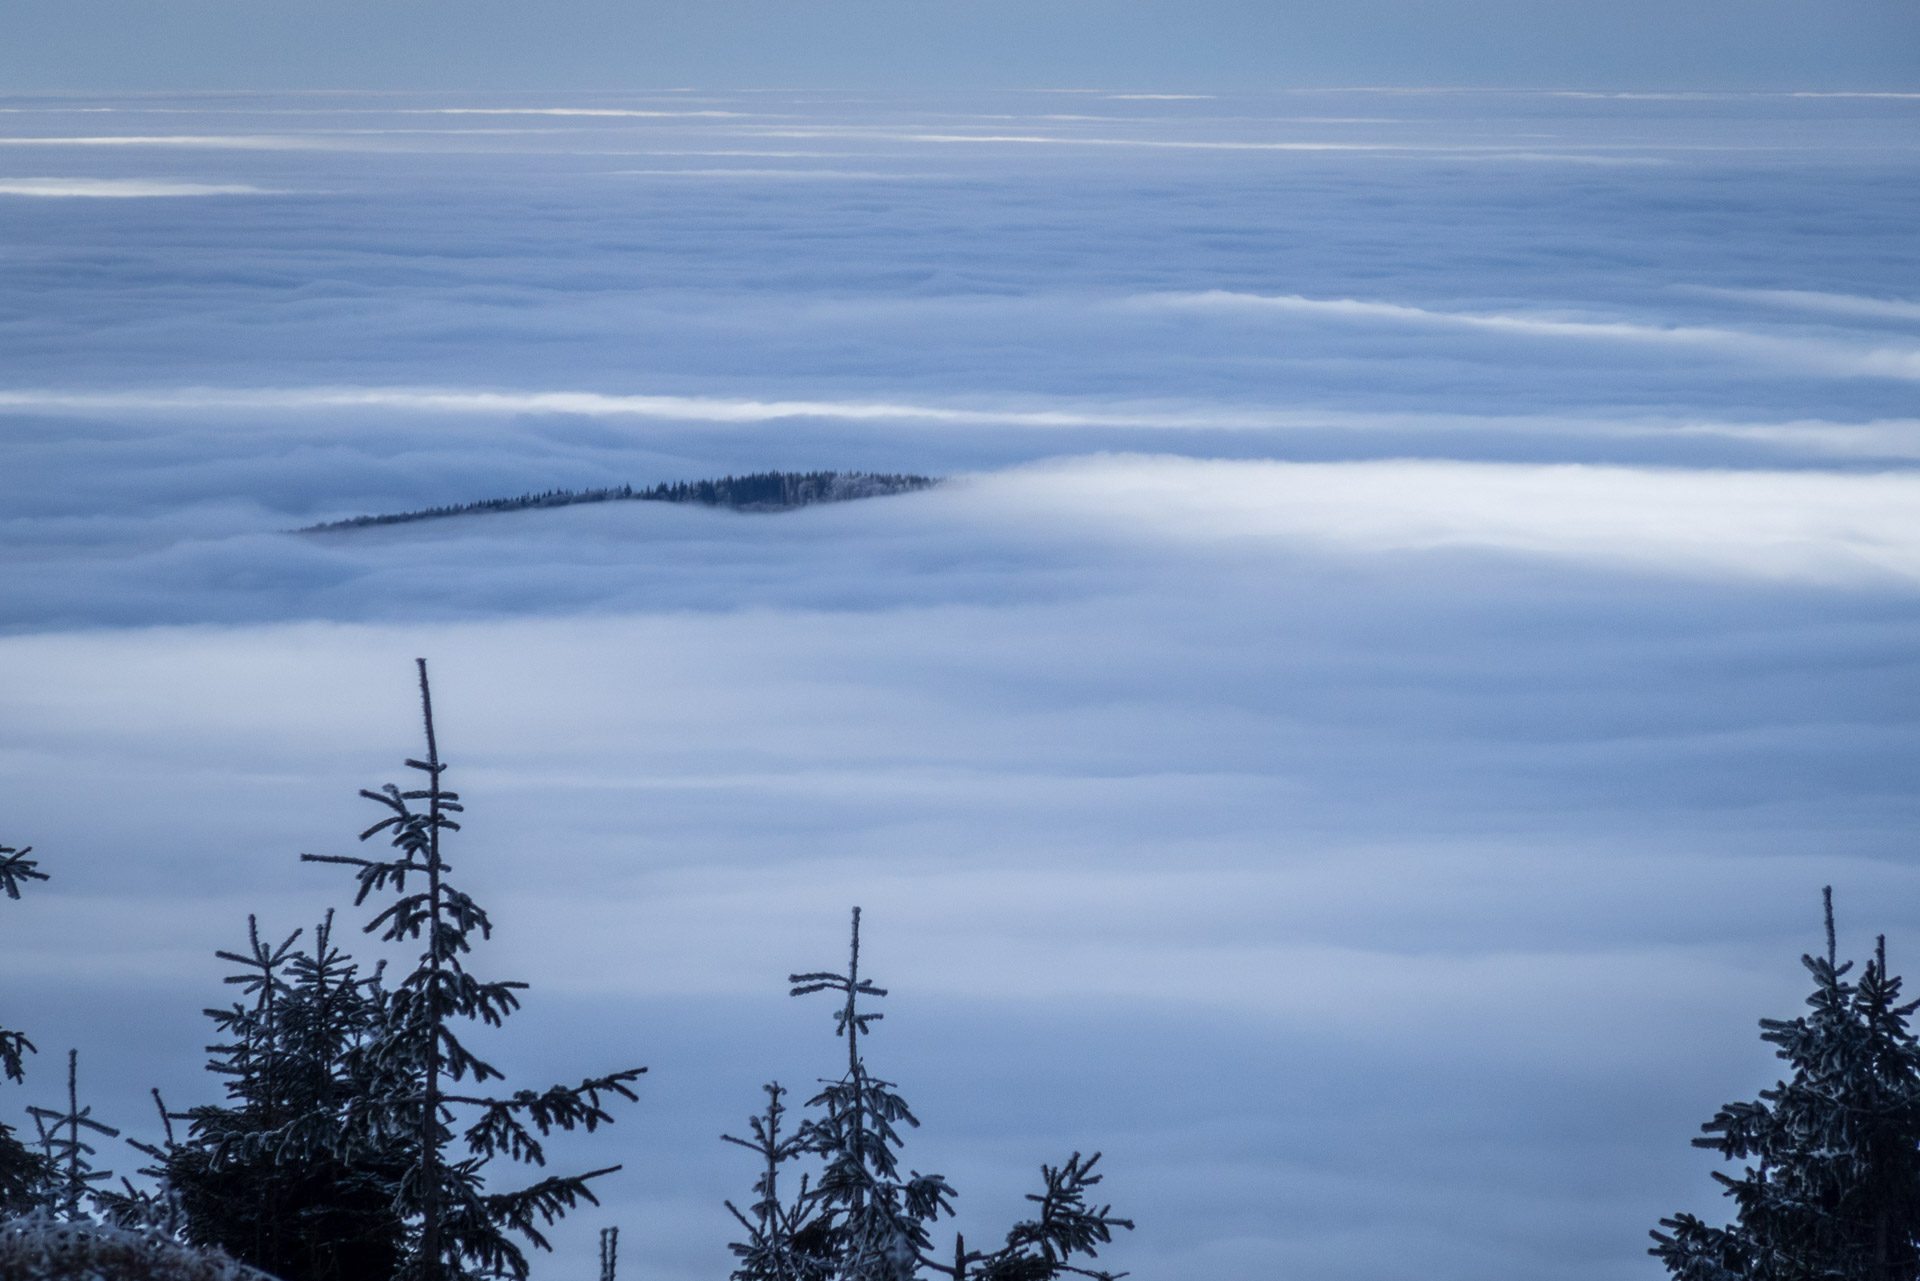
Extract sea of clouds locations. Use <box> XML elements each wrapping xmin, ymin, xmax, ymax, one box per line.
<box><xmin>1</xmin><ymin>89</ymin><xmax>1917</xmax><ymax>1281</ymax></box>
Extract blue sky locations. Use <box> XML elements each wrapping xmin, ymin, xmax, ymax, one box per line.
<box><xmin>0</xmin><ymin>90</ymin><xmax>1917</xmax><ymax>1281</ymax></box>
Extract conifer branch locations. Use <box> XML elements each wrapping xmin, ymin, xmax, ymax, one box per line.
<box><xmin>0</xmin><ymin>843</ymin><xmax>47</xmax><ymax>1086</ymax></box>
<box><xmin>0</xmin><ymin>844</ymin><xmax>46</xmax><ymax>901</ymax></box>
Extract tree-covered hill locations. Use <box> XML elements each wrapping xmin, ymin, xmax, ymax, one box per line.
<box><xmin>298</xmin><ymin>471</ymin><xmax>939</xmax><ymax>533</ymax></box>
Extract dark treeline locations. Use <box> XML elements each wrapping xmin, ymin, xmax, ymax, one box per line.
<box><xmin>299</xmin><ymin>471</ymin><xmax>939</xmax><ymax>534</ymax></box>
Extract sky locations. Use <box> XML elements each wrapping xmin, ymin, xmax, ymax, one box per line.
<box><xmin>1</xmin><ymin>0</ymin><xmax>1918</xmax><ymax>91</ymax></box>
<box><xmin>0</xmin><ymin>88</ymin><xmax>1918</xmax><ymax>1281</ymax></box>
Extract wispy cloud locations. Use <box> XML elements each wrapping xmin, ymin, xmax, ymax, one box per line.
<box><xmin>399</xmin><ymin>108</ymin><xmax>750</xmax><ymax>118</ymax></box>
<box><xmin>0</xmin><ymin>134</ymin><xmax>348</xmax><ymax>150</ymax></box>
<box><xmin>0</xmin><ymin>384</ymin><xmax>1190</xmax><ymax>425</ymax></box>
<box><xmin>607</xmin><ymin>168</ymin><xmax>937</xmax><ymax>181</ymax></box>
<box><xmin>0</xmin><ymin>177</ymin><xmax>281</xmax><ymax>197</ymax></box>
<box><xmin>3</xmin><ymin>384</ymin><xmax>1917</xmax><ymax>459</ymax></box>
<box><xmin>1142</xmin><ymin>291</ymin><xmax>1920</xmax><ymax>380</ymax></box>
<box><xmin>758</xmin><ymin>129</ymin><xmax>1404</xmax><ymax>152</ymax></box>
<box><xmin>747</xmin><ymin>127</ymin><xmax>1675</xmax><ymax>163</ymax></box>
<box><xmin>1688</xmin><ymin>286</ymin><xmax>1920</xmax><ymax>323</ymax></box>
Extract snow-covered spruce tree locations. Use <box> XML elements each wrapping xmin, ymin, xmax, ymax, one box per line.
<box><xmin>921</xmin><ymin>1152</ymin><xmax>1131</xmax><ymax>1281</ymax></box>
<box><xmin>786</xmin><ymin>907</ymin><xmax>956</xmax><ymax>1281</ymax></box>
<box><xmin>1651</xmin><ymin>888</ymin><xmax>1920</xmax><ymax>1281</ymax></box>
<box><xmin>162</xmin><ymin>911</ymin><xmax>409</xmax><ymax>1280</ymax></box>
<box><xmin>301</xmin><ymin>659</ymin><xmax>646</xmax><ymax>1281</ymax></box>
<box><xmin>93</xmin><ymin>1089</ymin><xmax>191</xmax><ymax>1235</ymax></box>
<box><xmin>1</xmin><ymin>841</ymin><xmax>51</xmax><ymax>1214</ymax></box>
<box><xmin>25</xmin><ymin>1050</ymin><xmax>119</xmax><ymax>1220</ymax></box>
<box><xmin>725</xmin><ymin>910</ymin><xmax>1130</xmax><ymax>1281</ymax></box>
<box><xmin>722</xmin><ymin>1082</ymin><xmax>832</xmax><ymax>1281</ymax></box>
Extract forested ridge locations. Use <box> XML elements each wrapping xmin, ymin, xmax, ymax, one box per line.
<box><xmin>299</xmin><ymin>471</ymin><xmax>939</xmax><ymax>533</ymax></box>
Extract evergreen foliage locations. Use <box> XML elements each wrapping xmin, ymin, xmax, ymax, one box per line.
<box><xmin>299</xmin><ymin>471</ymin><xmax>938</xmax><ymax>533</ymax></box>
<box><xmin>6</xmin><ymin>681</ymin><xmax>1139</xmax><ymax>1281</ymax></box>
<box><xmin>0</xmin><ymin>1135</ymin><xmax>46</xmax><ymax>1221</ymax></box>
<box><xmin>0</xmin><ymin>841</ymin><xmax>51</xmax><ymax>1215</ymax></box>
<box><xmin>94</xmin><ymin>1089</ymin><xmax>191</xmax><ymax>1235</ymax></box>
<box><xmin>724</xmin><ymin>909</ymin><xmax>1130</xmax><ymax>1281</ymax></box>
<box><xmin>725</xmin><ymin>1082</ymin><xmax>832</xmax><ymax>1281</ymax></box>
<box><xmin>162</xmin><ymin>912</ymin><xmax>408</xmax><ymax>1280</ymax></box>
<box><xmin>0</xmin><ymin>845</ymin><xmax>45</xmax><ymax>903</ymax></box>
<box><xmin>1651</xmin><ymin>888</ymin><xmax>1920</xmax><ymax>1281</ymax></box>
<box><xmin>26</xmin><ymin>1051</ymin><xmax>120</xmax><ymax>1221</ymax></box>
<box><xmin>786</xmin><ymin>909</ymin><xmax>956</xmax><ymax>1281</ymax></box>
<box><xmin>1</xmin><ymin>845</ymin><xmax>48</xmax><ymax>1088</ymax></box>
<box><xmin>296</xmin><ymin>658</ymin><xmax>646</xmax><ymax>1281</ymax></box>
<box><xmin>923</xmin><ymin>1153</ymin><xmax>1131</xmax><ymax>1281</ymax></box>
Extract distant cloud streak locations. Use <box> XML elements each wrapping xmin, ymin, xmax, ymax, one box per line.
<box><xmin>0</xmin><ymin>134</ymin><xmax>349</xmax><ymax>150</ymax></box>
<box><xmin>406</xmin><ymin>108</ymin><xmax>751</xmax><ymax>118</ymax></box>
<box><xmin>0</xmin><ymin>177</ymin><xmax>281</xmax><ymax>196</ymax></box>
<box><xmin>4</xmin><ymin>384</ymin><xmax>1917</xmax><ymax>458</ymax></box>
<box><xmin>1146</xmin><ymin>290</ymin><xmax>1920</xmax><ymax>380</ymax></box>
<box><xmin>1690</xmin><ymin>286</ymin><xmax>1920</xmax><ymax>323</ymax></box>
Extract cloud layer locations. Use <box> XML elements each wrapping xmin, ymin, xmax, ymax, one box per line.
<box><xmin>0</xmin><ymin>177</ymin><xmax>280</xmax><ymax>196</ymax></box>
<box><xmin>1</xmin><ymin>89</ymin><xmax>1917</xmax><ymax>1281</ymax></box>
<box><xmin>990</xmin><ymin>455</ymin><xmax>1920</xmax><ymax>583</ymax></box>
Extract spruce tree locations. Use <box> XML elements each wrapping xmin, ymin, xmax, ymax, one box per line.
<box><xmin>166</xmin><ymin>912</ymin><xmax>407</xmax><ymax>1279</ymax></box>
<box><xmin>723</xmin><ymin>1082</ymin><xmax>832</xmax><ymax>1281</ymax></box>
<box><xmin>1</xmin><ymin>843</ymin><xmax>51</xmax><ymax>1214</ymax></box>
<box><xmin>1652</xmin><ymin>888</ymin><xmax>1920</xmax><ymax>1281</ymax></box>
<box><xmin>301</xmin><ymin>658</ymin><xmax>646</xmax><ymax>1281</ymax></box>
<box><xmin>787</xmin><ymin>907</ymin><xmax>956</xmax><ymax>1281</ymax></box>
<box><xmin>725</xmin><ymin>909</ymin><xmax>1130</xmax><ymax>1281</ymax></box>
<box><xmin>26</xmin><ymin>1050</ymin><xmax>119</xmax><ymax>1220</ymax></box>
